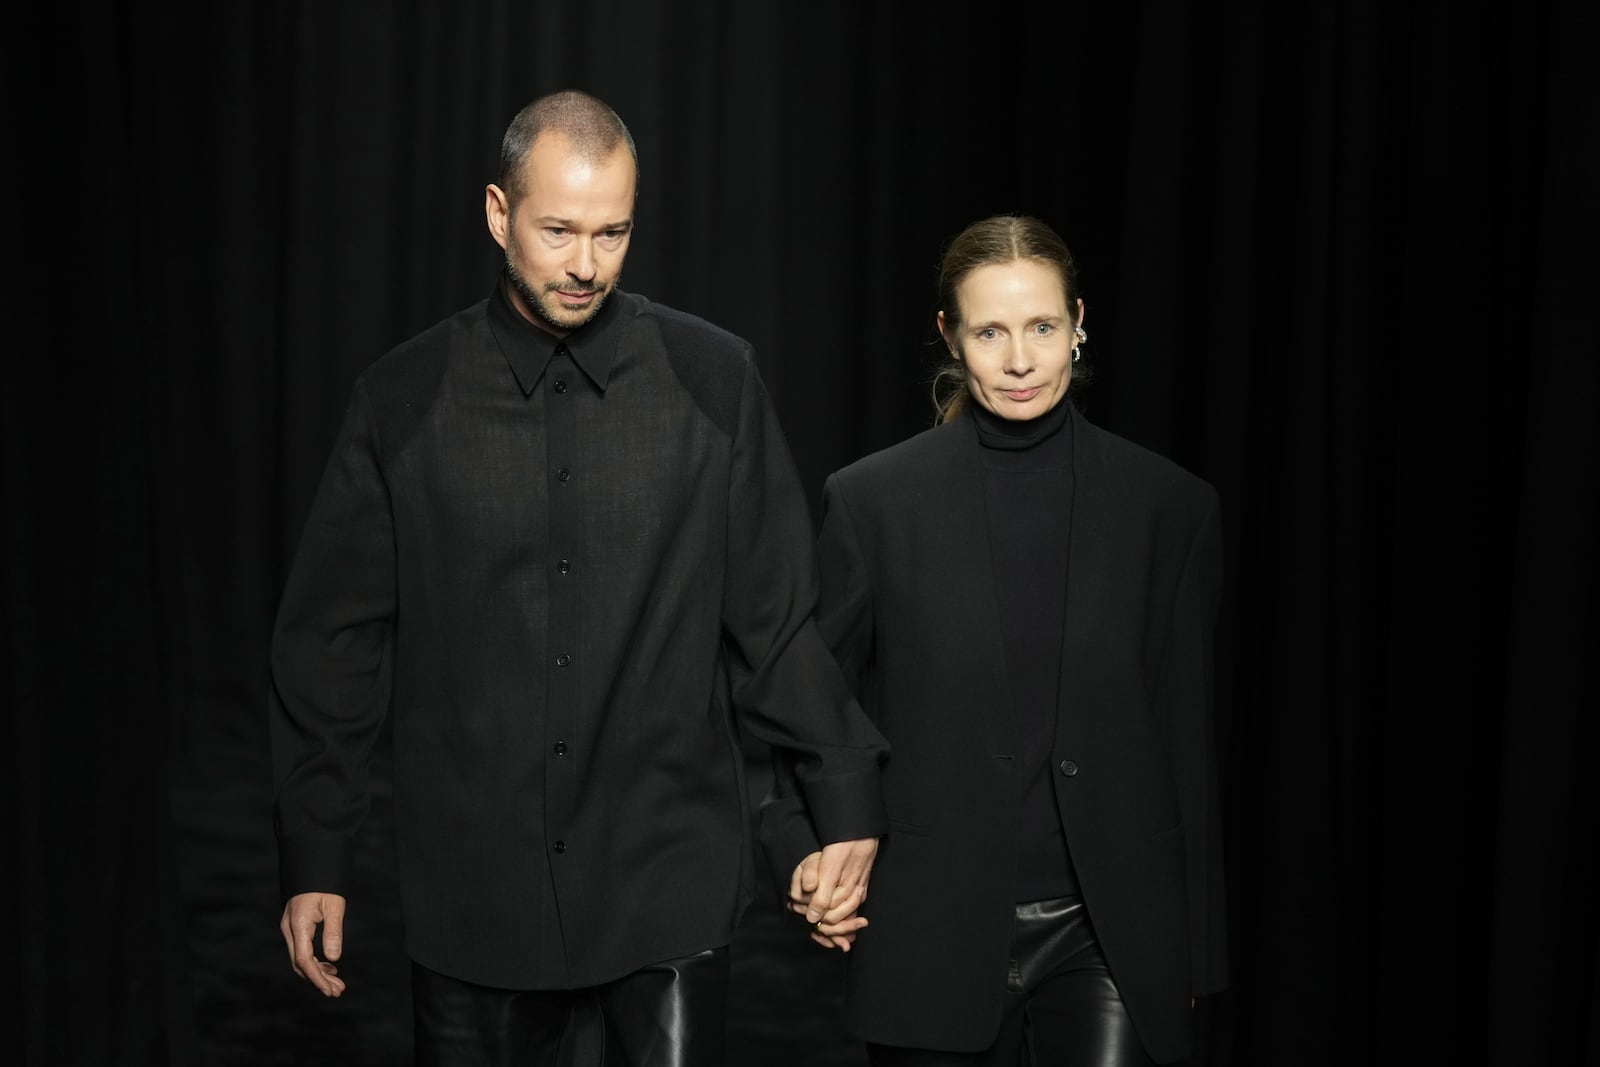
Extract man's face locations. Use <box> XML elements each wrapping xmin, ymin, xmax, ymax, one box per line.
<box><xmin>486</xmin><ymin>132</ymin><xmax>636</xmax><ymax>335</ymax></box>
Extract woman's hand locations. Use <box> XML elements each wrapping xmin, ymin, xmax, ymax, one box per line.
<box><xmin>788</xmin><ymin>849</ymin><xmax>871</xmax><ymax>951</ymax></box>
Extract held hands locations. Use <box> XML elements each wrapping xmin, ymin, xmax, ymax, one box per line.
<box><xmin>786</xmin><ymin>837</ymin><xmax>878</xmax><ymax>952</ymax></box>
<box><xmin>281</xmin><ymin>892</ymin><xmax>349</xmax><ymax>997</ymax></box>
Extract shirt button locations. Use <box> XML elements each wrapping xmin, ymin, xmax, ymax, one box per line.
<box><xmin>553</xmin><ymin>378</ymin><xmax>568</xmax><ymax>394</ymax></box>
<box><xmin>556</xmin><ymin>468</ymin><xmax>571</xmax><ymax>482</ymax></box>
<box><xmin>1059</xmin><ymin>760</ymin><xmax>1079</xmax><ymax>777</ymax></box>
<box><xmin>556</xmin><ymin>653</ymin><xmax>571</xmax><ymax>667</ymax></box>
<box><xmin>553</xmin><ymin>840</ymin><xmax>567</xmax><ymax>854</ymax></box>
<box><xmin>557</xmin><ymin>559</ymin><xmax>571</xmax><ymax>574</ymax></box>
<box><xmin>554</xmin><ymin>740</ymin><xmax>568</xmax><ymax>757</ymax></box>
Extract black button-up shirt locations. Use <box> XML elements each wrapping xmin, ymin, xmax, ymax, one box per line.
<box><xmin>269</xmin><ymin>278</ymin><xmax>888</xmax><ymax>989</ymax></box>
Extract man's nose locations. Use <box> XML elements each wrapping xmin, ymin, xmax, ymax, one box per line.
<box><xmin>569</xmin><ymin>240</ymin><xmax>597</xmax><ymax>281</ymax></box>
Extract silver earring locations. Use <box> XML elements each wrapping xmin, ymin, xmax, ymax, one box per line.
<box><xmin>1072</xmin><ymin>346</ymin><xmax>1082</xmax><ymax>363</ymax></box>
<box><xmin>1073</xmin><ymin>324</ymin><xmax>1087</xmax><ymax>344</ymax></box>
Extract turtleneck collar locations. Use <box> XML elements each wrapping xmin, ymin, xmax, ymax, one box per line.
<box><xmin>969</xmin><ymin>394</ymin><xmax>1073</xmax><ymax>452</ymax></box>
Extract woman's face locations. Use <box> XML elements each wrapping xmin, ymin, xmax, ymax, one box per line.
<box><xmin>939</xmin><ymin>259</ymin><xmax>1083</xmax><ymax>421</ymax></box>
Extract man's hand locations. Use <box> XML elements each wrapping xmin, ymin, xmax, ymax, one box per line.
<box><xmin>786</xmin><ymin>837</ymin><xmax>878</xmax><ymax>951</ymax></box>
<box><xmin>281</xmin><ymin>892</ymin><xmax>349</xmax><ymax>997</ymax></box>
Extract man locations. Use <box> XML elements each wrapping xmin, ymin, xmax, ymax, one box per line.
<box><xmin>270</xmin><ymin>89</ymin><xmax>887</xmax><ymax>1065</ymax></box>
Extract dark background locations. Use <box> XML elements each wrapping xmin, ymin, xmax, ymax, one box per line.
<box><xmin>6</xmin><ymin>1</ymin><xmax>1597</xmax><ymax>1064</ymax></box>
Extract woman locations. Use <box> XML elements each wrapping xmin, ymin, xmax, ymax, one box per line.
<box><xmin>762</xmin><ymin>215</ymin><xmax>1227</xmax><ymax>1065</ymax></box>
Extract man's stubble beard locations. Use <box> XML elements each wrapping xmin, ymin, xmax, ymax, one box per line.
<box><xmin>505</xmin><ymin>251</ymin><xmax>615</xmax><ymax>334</ymax></box>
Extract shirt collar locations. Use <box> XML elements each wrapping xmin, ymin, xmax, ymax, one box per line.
<box><xmin>487</xmin><ymin>273</ymin><xmax>625</xmax><ymax>396</ymax></box>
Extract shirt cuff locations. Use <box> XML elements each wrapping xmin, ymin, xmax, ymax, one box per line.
<box><xmin>798</xmin><ymin>765</ymin><xmax>888</xmax><ymax>846</ymax></box>
<box><xmin>276</xmin><ymin>832</ymin><xmax>353</xmax><ymax>902</ymax></box>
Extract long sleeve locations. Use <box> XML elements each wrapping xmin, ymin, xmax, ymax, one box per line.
<box><xmin>268</xmin><ymin>378</ymin><xmax>398</xmax><ymax>902</ymax></box>
<box><xmin>758</xmin><ymin>469</ymin><xmax>879</xmax><ymax>889</ymax></box>
<box><xmin>722</xmin><ymin>359</ymin><xmax>887</xmax><ymax>849</ymax></box>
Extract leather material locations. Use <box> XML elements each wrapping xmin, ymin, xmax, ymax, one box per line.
<box><xmin>866</xmin><ymin>896</ymin><xmax>1159</xmax><ymax>1066</ymax></box>
<box><xmin>412</xmin><ymin>947</ymin><xmax>729</xmax><ymax>1066</ymax></box>
<box><xmin>596</xmin><ymin>947</ymin><xmax>729</xmax><ymax>1065</ymax></box>
<box><xmin>412</xmin><ymin>962</ymin><xmax>576</xmax><ymax>1066</ymax></box>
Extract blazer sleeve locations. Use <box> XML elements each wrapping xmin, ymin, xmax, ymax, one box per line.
<box><xmin>758</xmin><ymin>470</ymin><xmax>880</xmax><ymax>893</ymax></box>
<box><xmin>722</xmin><ymin>361</ymin><xmax>887</xmax><ymax>852</ymax></box>
<box><xmin>267</xmin><ymin>378</ymin><xmax>398</xmax><ymax>902</ymax></box>
<box><xmin>1164</xmin><ymin>487</ymin><xmax>1229</xmax><ymax>995</ymax></box>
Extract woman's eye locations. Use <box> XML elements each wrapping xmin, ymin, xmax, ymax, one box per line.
<box><xmin>1035</xmin><ymin>323</ymin><xmax>1054</xmax><ymax>336</ymax></box>
<box><xmin>978</xmin><ymin>328</ymin><xmax>998</xmax><ymax>341</ymax></box>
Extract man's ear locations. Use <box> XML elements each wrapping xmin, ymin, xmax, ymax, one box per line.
<box><xmin>485</xmin><ymin>184</ymin><xmax>511</xmax><ymax>249</ymax></box>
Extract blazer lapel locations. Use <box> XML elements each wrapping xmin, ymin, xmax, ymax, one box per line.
<box><xmin>1058</xmin><ymin>405</ymin><xmax>1117</xmax><ymax>718</ymax></box>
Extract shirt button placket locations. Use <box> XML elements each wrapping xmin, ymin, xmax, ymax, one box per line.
<box><xmin>546</xmin><ymin>345</ymin><xmax>581</xmax><ymax>881</ymax></box>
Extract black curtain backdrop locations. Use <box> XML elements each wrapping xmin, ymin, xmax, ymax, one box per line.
<box><xmin>7</xmin><ymin>1</ymin><xmax>1597</xmax><ymax>1064</ymax></box>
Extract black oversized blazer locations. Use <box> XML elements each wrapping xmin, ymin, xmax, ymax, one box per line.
<box><xmin>762</xmin><ymin>403</ymin><xmax>1227</xmax><ymax>1063</ymax></box>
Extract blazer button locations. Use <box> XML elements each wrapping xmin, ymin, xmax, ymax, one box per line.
<box><xmin>553</xmin><ymin>840</ymin><xmax>567</xmax><ymax>853</ymax></box>
<box><xmin>557</xmin><ymin>559</ymin><xmax>571</xmax><ymax>574</ymax></box>
<box><xmin>556</xmin><ymin>468</ymin><xmax>571</xmax><ymax>482</ymax></box>
<box><xmin>553</xmin><ymin>741</ymin><xmax>568</xmax><ymax>757</ymax></box>
<box><xmin>1059</xmin><ymin>759</ymin><xmax>1079</xmax><ymax>777</ymax></box>
<box><xmin>553</xmin><ymin>378</ymin><xmax>568</xmax><ymax>394</ymax></box>
<box><xmin>556</xmin><ymin>653</ymin><xmax>571</xmax><ymax>667</ymax></box>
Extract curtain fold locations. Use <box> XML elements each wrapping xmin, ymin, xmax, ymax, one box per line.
<box><xmin>8</xmin><ymin>1</ymin><xmax>1592</xmax><ymax>1063</ymax></box>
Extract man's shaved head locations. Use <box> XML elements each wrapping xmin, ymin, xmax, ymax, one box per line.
<box><xmin>497</xmin><ymin>90</ymin><xmax>638</xmax><ymax>201</ymax></box>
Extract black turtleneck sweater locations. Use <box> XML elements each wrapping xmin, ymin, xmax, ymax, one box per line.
<box><xmin>971</xmin><ymin>398</ymin><xmax>1080</xmax><ymax>903</ymax></box>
